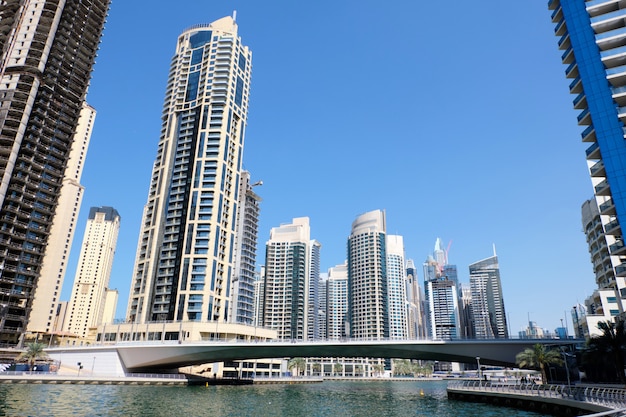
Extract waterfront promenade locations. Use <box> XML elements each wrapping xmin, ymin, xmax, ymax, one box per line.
<box><xmin>448</xmin><ymin>380</ymin><xmax>626</xmax><ymax>416</ymax></box>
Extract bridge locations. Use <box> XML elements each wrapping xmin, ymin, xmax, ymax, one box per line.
<box><xmin>43</xmin><ymin>338</ymin><xmax>582</xmax><ymax>377</ymax></box>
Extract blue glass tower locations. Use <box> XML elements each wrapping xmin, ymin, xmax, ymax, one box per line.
<box><xmin>549</xmin><ymin>0</ymin><xmax>626</xmax><ymax>304</ymax></box>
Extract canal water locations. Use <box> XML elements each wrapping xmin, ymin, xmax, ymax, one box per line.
<box><xmin>0</xmin><ymin>380</ymin><xmax>545</xmax><ymax>416</ymax></box>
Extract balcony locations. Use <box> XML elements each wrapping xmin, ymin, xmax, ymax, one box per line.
<box><xmin>565</xmin><ymin>61</ymin><xmax>579</xmax><ymax>79</ymax></box>
<box><xmin>605</xmin><ymin>218</ymin><xmax>621</xmax><ymax>235</ymax></box>
<box><xmin>607</xmin><ymin>64</ymin><xmax>626</xmax><ymax>87</ymax></box>
<box><xmin>595</xmin><ymin>178</ymin><xmax>611</xmax><ymax>195</ymax></box>
<box><xmin>578</xmin><ymin>107</ymin><xmax>592</xmax><ymax>125</ymax></box>
<box><xmin>586</xmin><ymin>141</ymin><xmax>601</xmax><ymax>159</ymax></box>
<box><xmin>615</xmin><ymin>263</ymin><xmax>626</xmax><ymax>277</ymax></box>
<box><xmin>569</xmin><ymin>75</ymin><xmax>583</xmax><ymax>94</ymax></box>
<box><xmin>590</xmin><ymin>160</ymin><xmax>606</xmax><ymax>177</ymax></box>
<box><xmin>600</xmin><ymin>198</ymin><xmax>616</xmax><ymax>215</ymax></box>
<box><xmin>610</xmin><ymin>239</ymin><xmax>626</xmax><ymax>255</ymax></box>
<box><xmin>561</xmin><ymin>46</ymin><xmax>574</xmax><ymax>64</ymax></box>
<box><xmin>573</xmin><ymin>91</ymin><xmax>587</xmax><ymax>109</ymax></box>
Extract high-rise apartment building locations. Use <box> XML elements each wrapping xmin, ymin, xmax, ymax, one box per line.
<box><xmin>386</xmin><ymin>235</ymin><xmax>408</xmax><ymax>339</ymax></box>
<box><xmin>469</xmin><ymin>253</ymin><xmax>508</xmax><ymax>339</ymax></box>
<box><xmin>423</xmin><ymin>239</ymin><xmax>461</xmax><ymax>339</ymax></box>
<box><xmin>317</xmin><ymin>274</ymin><xmax>327</xmax><ymax>339</ymax></box>
<box><xmin>405</xmin><ymin>259</ymin><xmax>424</xmax><ymax>339</ymax></box>
<box><xmin>307</xmin><ymin>240</ymin><xmax>321</xmax><ymax>340</ymax></box>
<box><xmin>0</xmin><ymin>0</ymin><xmax>110</xmax><ymax>345</ymax></box>
<box><xmin>28</xmin><ymin>103</ymin><xmax>95</xmax><ymax>335</ymax></box>
<box><xmin>64</xmin><ymin>207</ymin><xmax>120</xmax><ymax>339</ymax></box>
<box><xmin>548</xmin><ymin>0</ymin><xmax>626</xmax><ymax>310</ymax></box>
<box><xmin>327</xmin><ymin>262</ymin><xmax>348</xmax><ymax>340</ymax></box>
<box><xmin>262</xmin><ymin>217</ymin><xmax>312</xmax><ymax>340</ymax></box>
<box><xmin>126</xmin><ymin>16</ymin><xmax>253</xmax><ymax>326</ymax></box>
<box><xmin>347</xmin><ymin>210</ymin><xmax>389</xmax><ymax>339</ymax></box>
<box><xmin>230</xmin><ymin>171</ymin><xmax>261</xmax><ymax>325</ymax></box>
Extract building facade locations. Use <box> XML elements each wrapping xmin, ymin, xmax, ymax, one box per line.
<box><xmin>64</xmin><ymin>207</ymin><xmax>120</xmax><ymax>339</ymax></box>
<box><xmin>126</xmin><ymin>16</ymin><xmax>253</xmax><ymax>328</ymax></box>
<box><xmin>405</xmin><ymin>259</ymin><xmax>424</xmax><ymax>339</ymax></box>
<box><xmin>386</xmin><ymin>235</ymin><xmax>408</xmax><ymax>339</ymax></box>
<box><xmin>326</xmin><ymin>262</ymin><xmax>348</xmax><ymax>340</ymax></box>
<box><xmin>230</xmin><ymin>171</ymin><xmax>261</xmax><ymax>325</ymax></box>
<box><xmin>28</xmin><ymin>103</ymin><xmax>95</xmax><ymax>335</ymax></box>
<box><xmin>549</xmin><ymin>0</ymin><xmax>626</xmax><ymax>312</ymax></box>
<box><xmin>0</xmin><ymin>0</ymin><xmax>110</xmax><ymax>345</ymax></box>
<box><xmin>347</xmin><ymin>209</ymin><xmax>388</xmax><ymax>339</ymax></box>
<box><xmin>469</xmin><ymin>254</ymin><xmax>508</xmax><ymax>339</ymax></box>
<box><xmin>262</xmin><ymin>217</ymin><xmax>312</xmax><ymax>340</ymax></box>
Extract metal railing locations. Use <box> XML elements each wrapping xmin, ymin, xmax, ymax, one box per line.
<box><xmin>448</xmin><ymin>380</ymin><xmax>626</xmax><ymax>410</ymax></box>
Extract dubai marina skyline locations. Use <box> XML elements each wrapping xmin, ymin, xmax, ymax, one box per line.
<box><xmin>60</xmin><ymin>1</ymin><xmax>592</xmax><ymax>335</ymax></box>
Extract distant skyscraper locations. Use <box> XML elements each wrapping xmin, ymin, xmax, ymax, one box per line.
<box><xmin>307</xmin><ymin>240</ymin><xmax>322</xmax><ymax>340</ymax></box>
<box><xmin>327</xmin><ymin>262</ymin><xmax>348</xmax><ymax>340</ymax></box>
<box><xmin>386</xmin><ymin>235</ymin><xmax>408</xmax><ymax>339</ymax></box>
<box><xmin>317</xmin><ymin>274</ymin><xmax>328</xmax><ymax>340</ymax></box>
<box><xmin>262</xmin><ymin>217</ymin><xmax>312</xmax><ymax>340</ymax></box>
<box><xmin>423</xmin><ymin>239</ymin><xmax>461</xmax><ymax>339</ymax></box>
<box><xmin>64</xmin><ymin>207</ymin><xmax>120</xmax><ymax>339</ymax></box>
<box><xmin>126</xmin><ymin>16</ymin><xmax>252</xmax><ymax>326</ymax></box>
<box><xmin>405</xmin><ymin>259</ymin><xmax>424</xmax><ymax>339</ymax></box>
<box><xmin>253</xmin><ymin>267</ymin><xmax>265</xmax><ymax>327</ymax></box>
<box><xmin>231</xmin><ymin>171</ymin><xmax>262</xmax><ymax>325</ymax></box>
<box><xmin>469</xmin><ymin>253</ymin><xmax>508</xmax><ymax>339</ymax></box>
<box><xmin>549</xmin><ymin>1</ymin><xmax>626</xmax><ymax>312</ymax></box>
<box><xmin>28</xmin><ymin>103</ymin><xmax>95</xmax><ymax>335</ymax></box>
<box><xmin>0</xmin><ymin>0</ymin><xmax>110</xmax><ymax>345</ymax></box>
<box><xmin>347</xmin><ymin>210</ymin><xmax>388</xmax><ymax>339</ymax></box>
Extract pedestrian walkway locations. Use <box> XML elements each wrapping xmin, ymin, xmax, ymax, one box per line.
<box><xmin>447</xmin><ymin>380</ymin><xmax>626</xmax><ymax>416</ymax></box>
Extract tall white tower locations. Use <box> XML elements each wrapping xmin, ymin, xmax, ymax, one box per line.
<box><xmin>64</xmin><ymin>207</ymin><xmax>120</xmax><ymax>339</ymax></box>
<box><xmin>347</xmin><ymin>209</ymin><xmax>388</xmax><ymax>339</ymax></box>
<box><xmin>386</xmin><ymin>235</ymin><xmax>408</xmax><ymax>339</ymax></box>
<box><xmin>262</xmin><ymin>217</ymin><xmax>312</xmax><ymax>340</ymax></box>
<box><xmin>126</xmin><ymin>16</ymin><xmax>252</xmax><ymax>325</ymax></box>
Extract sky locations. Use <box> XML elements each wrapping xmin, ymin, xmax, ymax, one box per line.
<box><xmin>61</xmin><ymin>0</ymin><xmax>595</xmax><ymax>336</ymax></box>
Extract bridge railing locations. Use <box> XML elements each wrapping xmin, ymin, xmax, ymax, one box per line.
<box><xmin>448</xmin><ymin>380</ymin><xmax>626</xmax><ymax>410</ymax></box>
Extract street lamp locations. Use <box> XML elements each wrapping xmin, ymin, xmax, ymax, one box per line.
<box><xmin>476</xmin><ymin>357</ymin><xmax>482</xmax><ymax>385</ymax></box>
<box><xmin>561</xmin><ymin>351</ymin><xmax>572</xmax><ymax>392</ymax></box>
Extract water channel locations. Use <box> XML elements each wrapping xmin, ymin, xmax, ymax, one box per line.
<box><xmin>0</xmin><ymin>380</ymin><xmax>546</xmax><ymax>416</ymax></box>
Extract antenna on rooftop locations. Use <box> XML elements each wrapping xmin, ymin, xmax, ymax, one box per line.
<box><xmin>233</xmin><ymin>10</ymin><xmax>237</xmax><ymax>22</ymax></box>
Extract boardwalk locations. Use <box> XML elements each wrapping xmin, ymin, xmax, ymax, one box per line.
<box><xmin>448</xmin><ymin>380</ymin><xmax>626</xmax><ymax>416</ymax></box>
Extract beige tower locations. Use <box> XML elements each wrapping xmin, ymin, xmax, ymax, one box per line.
<box><xmin>28</xmin><ymin>103</ymin><xmax>96</xmax><ymax>335</ymax></box>
<box><xmin>64</xmin><ymin>207</ymin><xmax>120</xmax><ymax>339</ymax></box>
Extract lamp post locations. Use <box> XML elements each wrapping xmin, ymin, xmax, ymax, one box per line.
<box><xmin>561</xmin><ymin>351</ymin><xmax>572</xmax><ymax>392</ymax></box>
<box><xmin>476</xmin><ymin>357</ymin><xmax>482</xmax><ymax>386</ymax></box>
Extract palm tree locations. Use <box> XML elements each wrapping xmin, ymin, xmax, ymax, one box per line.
<box><xmin>585</xmin><ymin>319</ymin><xmax>626</xmax><ymax>383</ymax></box>
<box><xmin>515</xmin><ymin>343</ymin><xmax>562</xmax><ymax>384</ymax></box>
<box><xmin>17</xmin><ymin>342</ymin><xmax>48</xmax><ymax>371</ymax></box>
<box><xmin>288</xmin><ymin>357</ymin><xmax>306</xmax><ymax>376</ymax></box>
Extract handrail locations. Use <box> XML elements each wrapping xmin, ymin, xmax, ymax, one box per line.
<box><xmin>448</xmin><ymin>380</ymin><xmax>626</xmax><ymax>409</ymax></box>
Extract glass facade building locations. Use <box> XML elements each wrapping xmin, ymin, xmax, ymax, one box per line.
<box><xmin>549</xmin><ymin>0</ymin><xmax>626</xmax><ymax>307</ymax></box>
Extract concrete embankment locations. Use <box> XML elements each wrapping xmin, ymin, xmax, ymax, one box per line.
<box><xmin>0</xmin><ymin>373</ymin><xmax>187</xmax><ymax>386</ymax></box>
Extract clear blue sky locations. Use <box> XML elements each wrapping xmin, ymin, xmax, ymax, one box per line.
<box><xmin>62</xmin><ymin>0</ymin><xmax>594</xmax><ymax>336</ymax></box>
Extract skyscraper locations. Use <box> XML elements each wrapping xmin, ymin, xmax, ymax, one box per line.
<box><xmin>386</xmin><ymin>235</ymin><xmax>408</xmax><ymax>339</ymax></box>
<box><xmin>347</xmin><ymin>209</ymin><xmax>388</xmax><ymax>339</ymax></box>
<box><xmin>307</xmin><ymin>239</ymin><xmax>322</xmax><ymax>340</ymax></box>
<box><xmin>326</xmin><ymin>262</ymin><xmax>348</xmax><ymax>340</ymax></box>
<box><xmin>423</xmin><ymin>239</ymin><xmax>461</xmax><ymax>339</ymax></box>
<box><xmin>262</xmin><ymin>217</ymin><xmax>313</xmax><ymax>340</ymax></box>
<box><xmin>0</xmin><ymin>0</ymin><xmax>110</xmax><ymax>345</ymax></box>
<box><xmin>548</xmin><ymin>0</ymin><xmax>626</xmax><ymax>311</ymax></box>
<box><xmin>126</xmin><ymin>16</ymin><xmax>253</xmax><ymax>326</ymax></box>
<box><xmin>28</xmin><ymin>103</ymin><xmax>95</xmax><ymax>335</ymax></box>
<box><xmin>230</xmin><ymin>171</ymin><xmax>261</xmax><ymax>325</ymax></box>
<box><xmin>405</xmin><ymin>259</ymin><xmax>424</xmax><ymax>339</ymax></box>
<box><xmin>469</xmin><ymin>253</ymin><xmax>508</xmax><ymax>339</ymax></box>
<box><xmin>64</xmin><ymin>207</ymin><xmax>120</xmax><ymax>339</ymax></box>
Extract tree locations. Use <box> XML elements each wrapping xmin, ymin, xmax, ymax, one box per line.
<box><xmin>515</xmin><ymin>343</ymin><xmax>563</xmax><ymax>384</ymax></box>
<box><xmin>585</xmin><ymin>319</ymin><xmax>626</xmax><ymax>383</ymax></box>
<box><xmin>288</xmin><ymin>357</ymin><xmax>305</xmax><ymax>376</ymax></box>
<box><xmin>333</xmin><ymin>363</ymin><xmax>343</xmax><ymax>376</ymax></box>
<box><xmin>17</xmin><ymin>342</ymin><xmax>48</xmax><ymax>371</ymax></box>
